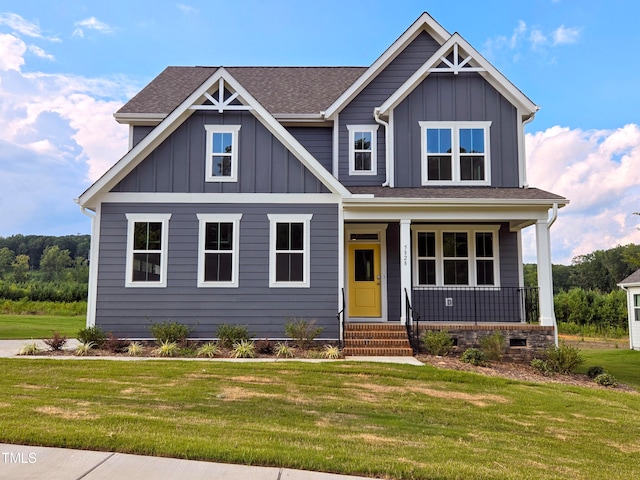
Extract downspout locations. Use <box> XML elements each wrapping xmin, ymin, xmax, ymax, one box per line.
<box><xmin>374</xmin><ymin>107</ymin><xmax>390</xmax><ymax>187</ymax></box>
<box><xmin>548</xmin><ymin>202</ymin><xmax>558</xmax><ymax>228</ymax></box>
<box><xmin>79</xmin><ymin>206</ymin><xmax>96</xmax><ymax>219</ymax></box>
<box><xmin>521</xmin><ymin>112</ymin><xmax>537</xmax><ymax>188</ymax></box>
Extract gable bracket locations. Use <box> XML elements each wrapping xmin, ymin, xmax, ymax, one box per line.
<box><xmin>190</xmin><ymin>77</ymin><xmax>252</xmax><ymax>113</ymax></box>
<box><xmin>429</xmin><ymin>43</ymin><xmax>485</xmax><ymax>75</ymax></box>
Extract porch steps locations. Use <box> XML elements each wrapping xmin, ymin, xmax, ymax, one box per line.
<box><xmin>343</xmin><ymin>323</ymin><xmax>414</xmax><ymax>357</ymax></box>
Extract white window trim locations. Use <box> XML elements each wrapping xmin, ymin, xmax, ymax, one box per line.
<box><xmin>205</xmin><ymin>124</ymin><xmax>241</xmax><ymax>182</ymax></box>
<box><xmin>634</xmin><ymin>294</ymin><xmax>640</xmax><ymax>321</ymax></box>
<box><xmin>125</xmin><ymin>213</ymin><xmax>172</xmax><ymax>288</ymax></box>
<box><xmin>347</xmin><ymin>125</ymin><xmax>378</xmax><ymax>176</ymax></box>
<box><xmin>267</xmin><ymin>214</ymin><xmax>313</xmax><ymax>288</ymax></box>
<box><xmin>412</xmin><ymin>225</ymin><xmax>500</xmax><ymax>288</ymax></box>
<box><xmin>196</xmin><ymin>213</ymin><xmax>242</xmax><ymax>288</ymax></box>
<box><xmin>419</xmin><ymin>121</ymin><xmax>491</xmax><ymax>186</ymax></box>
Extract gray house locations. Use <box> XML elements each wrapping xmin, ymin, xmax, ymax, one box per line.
<box><xmin>76</xmin><ymin>13</ymin><xmax>568</xmax><ymax>354</ymax></box>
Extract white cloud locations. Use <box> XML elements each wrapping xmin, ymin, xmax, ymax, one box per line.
<box><xmin>177</xmin><ymin>3</ymin><xmax>199</xmax><ymax>14</ymax></box>
<box><xmin>0</xmin><ymin>33</ymin><xmax>26</xmax><ymax>71</ymax></box>
<box><xmin>27</xmin><ymin>44</ymin><xmax>54</xmax><ymax>60</ymax></box>
<box><xmin>552</xmin><ymin>25</ymin><xmax>581</xmax><ymax>45</ymax></box>
<box><xmin>73</xmin><ymin>16</ymin><xmax>113</xmax><ymax>38</ymax></box>
<box><xmin>524</xmin><ymin>125</ymin><xmax>640</xmax><ymax>264</ymax></box>
<box><xmin>0</xmin><ymin>12</ymin><xmax>59</xmax><ymax>41</ymax></box>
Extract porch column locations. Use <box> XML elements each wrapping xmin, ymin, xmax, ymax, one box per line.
<box><xmin>535</xmin><ymin>219</ymin><xmax>558</xmax><ymax>344</ymax></box>
<box><xmin>400</xmin><ymin>219</ymin><xmax>411</xmax><ymax>325</ymax></box>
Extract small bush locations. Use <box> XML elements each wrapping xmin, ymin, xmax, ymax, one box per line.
<box><xmin>43</xmin><ymin>331</ymin><xmax>67</xmax><ymax>351</ymax></box>
<box><xmin>77</xmin><ymin>326</ymin><xmax>106</xmax><ymax>348</ymax></box>
<box><xmin>255</xmin><ymin>339</ymin><xmax>274</xmax><ymax>355</ymax></box>
<box><xmin>594</xmin><ymin>373</ymin><xmax>618</xmax><ymax>387</ymax></box>
<box><xmin>461</xmin><ymin>348</ymin><xmax>487</xmax><ymax>366</ymax></box>
<box><xmin>75</xmin><ymin>342</ymin><xmax>95</xmax><ymax>356</ymax></box>
<box><xmin>530</xmin><ymin>358</ymin><xmax>554</xmax><ymax>376</ymax></box>
<box><xmin>544</xmin><ymin>341</ymin><xmax>585</xmax><ymax>374</ymax></box>
<box><xmin>217</xmin><ymin>324</ymin><xmax>250</xmax><ymax>349</ymax></box>
<box><xmin>479</xmin><ymin>332</ymin><xmax>505</xmax><ymax>362</ymax></box>
<box><xmin>104</xmin><ymin>333</ymin><xmax>129</xmax><ymax>353</ymax></box>
<box><xmin>422</xmin><ymin>330</ymin><xmax>454</xmax><ymax>356</ymax></box>
<box><xmin>153</xmin><ymin>340</ymin><xmax>179</xmax><ymax>357</ymax></box>
<box><xmin>587</xmin><ymin>365</ymin><xmax>606</xmax><ymax>379</ymax></box>
<box><xmin>126</xmin><ymin>341</ymin><xmax>144</xmax><ymax>357</ymax></box>
<box><xmin>197</xmin><ymin>342</ymin><xmax>220</xmax><ymax>358</ymax></box>
<box><xmin>18</xmin><ymin>341</ymin><xmax>40</xmax><ymax>356</ymax></box>
<box><xmin>275</xmin><ymin>342</ymin><xmax>294</xmax><ymax>358</ymax></box>
<box><xmin>322</xmin><ymin>345</ymin><xmax>341</xmax><ymax>359</ymax></box>
<box><xmin>149</xmin><ymin>321</ymin><xmax>192</xmax><ymax>345</ymax></box>
<box><xmin>284</xmin><ymin>318</ymin><xmax>324</xmax><ymax>349</ymax></box>
<box><xmin>232</xmin><ymin>340</ymin><xmax>256</xmax><ymax>358</ymax></box>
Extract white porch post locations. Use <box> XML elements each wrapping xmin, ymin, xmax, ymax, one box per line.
<box><xmin>400</xmin><ymin>219</ymin><xmax>411</xmax><ymax>325</ymax></box>
<box><xmin>535</xmin><ymin>218</ymin><xmax>558</xmax><ymax>344</ymax></box>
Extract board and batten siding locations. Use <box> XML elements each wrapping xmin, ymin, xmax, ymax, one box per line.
<box><xmin>112</xmin><ymin>111</ymin><xmax>330</xmax><ymax>195</ymax></box>
<box><xmin>95</xmin><ymin>202</ymin><xmax>340</xmax><ymax>339</ymax></box>
<box><xmin>393</xmin><ymin>72</ymin><xmax>520</xmax><ymax>188</ymax></box>
<box><xmin>286</xmin><ymin>127</ymin><xmax>333</xmax><ymax>174</ymax></box>
<box><xmin>338</xmin><ymin>31</ymin><xmax>441</xmax><ymax>186</ymax></box>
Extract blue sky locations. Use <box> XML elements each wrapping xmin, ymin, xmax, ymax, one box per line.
<box><xmin>0</xmin><ymin>0</ymin><xmax>639</xmax><ymax>264</ymax></box>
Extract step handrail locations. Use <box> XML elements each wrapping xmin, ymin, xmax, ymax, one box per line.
<box><xmin>404</xmin><ymin>288</ymin><xmax>421</xmax><ymax>354</ymax></box>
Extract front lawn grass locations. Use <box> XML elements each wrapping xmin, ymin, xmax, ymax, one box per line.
<box><xmin>0</xmin><ymin>315</ymin><xmax>84</xmax><ymax>339</ymax></box>
<box><xmin>577</xmin><ymin>348</ymin><xmax>640</xmax><ymax>389</ymax></box>
<box><xmin>1</xmin><ymin>359</ymin><xmax>639</xmax><ymax>479</ymax></box>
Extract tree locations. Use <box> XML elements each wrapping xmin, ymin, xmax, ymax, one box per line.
<box><xmin>39</xmin><ymin>246</ymin><xmax>72</xmax><ymax>281</ymax></box>
<box><xmin>0</xmin><ymin>247</ymin><xmax>14</xmax><ymax>279</ymax></box>
<box><xmin>12</xmin><ymin>254</ymin><xmax>30</xmax><ymax>283</ymax></box>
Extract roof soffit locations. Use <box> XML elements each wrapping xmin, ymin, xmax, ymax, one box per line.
<box><xmin>78</xmin><ymin>69</ymin><xmax>350</xmax><ymax>207</ymax></box>
<box><xmin>323</xmin><ymin>12</ymin><xmax>450</xmax><ymax>119</ymax></box>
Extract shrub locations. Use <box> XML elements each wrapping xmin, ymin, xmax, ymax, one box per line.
<box><xmin>104</xmin><ymin>333</ymin><xmax>129</xmax><ymax>353</ymax></box>
<box><xmin>149</xmin><ymin>321</ymin><xmax>192</xmax><ymax>345</ymax></box>
<box><xmin>479</xmin><ymin>332</ymin><xmax>505</xmax><ymax>362</ymax></box>
<box><xmin>322</xmin><ymin>345</ymin><xmax>341</xmax><ymax>359</ymax></box>
<box><xmin>275</xmin><ymin>342</ymin><xmax>294</xmax><ymax>358</ymax></box>
<box><xmin>284</xmin><ymin>318</ymin><xmax>324</xmax><ymax>349</ymax></box>
<box><xmin>75</xmin><ymin>342</ymin><xmax>95</xmax><ymax>356</ymax></box>
<box><xmin>530</xmin><ymin>358</ymin><xmax>554</xmax><ymax>376</ymax></box>
<box><xmin>153</xmin><ymin>340</ymin><xmax>179</xmax><ymax>357</ymax></box>
<box><xmin>232</xmin><ymin>340</ymin><xmax>256</xmax><ymax>358</ymax></box>
<box><xmin>594</xmin><ymin>373</ymin><xmax>618</xmax><ymax>387</ymax></box>
<box><xmin>43</xmin><ymin>331</ymin><xmax>67</xmax><ymax>351</ymax></box>
<box><xmin>544</xmin><ymin>341</ymin><xmax>585</xmax><ymax>374</ymax></box>
<box><xmin>461</xmin><ymin>348</ymin><xmax>487</xmax><ymax>366</ymax></box>
<box><xmin>216</xmin><ymin>324</ymin><xmax>250</xmax><ymax>349</ymax></box>
<box><xmin>255</xmin><ymin>339</ymin><xmax>274</xmax><ymax>355</ymax></box>
<box><xmin>197</xmin><ymin>342</ymin><xmax>220</xmax><ymax>358</ymax></box>
<box><xmin>18</xmin><ymin>341</ymin><xmax>40</xmax><ymax>356</ymax></box>
<box><xmin>587</xmin><ymin>365</ymin><xmax>606</xmax><ymax>379</ymax></box>
<box><xmin>126</xmin><ymin>341</ymin><xmax>144</xmax><ymax>357</ymax></box>
<box><xmin>421</xmin><ymin>330</ymin><xmax>454</xmax><ymax>356</ymax></box>
<box><xmin>77</xmin><ymin>326</ymin><xmax>106</xmax><ymax>348</ymax></box>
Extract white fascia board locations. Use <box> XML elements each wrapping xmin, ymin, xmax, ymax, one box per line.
<box><xmin>100</xmin><ymin>192</ymin><xmax>342</xmax><ymax>204</ymax></box>
<box><xmin>114</xmin><ymin>113</ymin><xmax>166</xmax><ymax>125</ymax></box>
<box><xmin>342</xmin><ymin>197</ymin><xmax>569</xmax><ymax>207</ymax></box>
<box><xmin>323</xmin><ymin>12</ymin><xmax>450</xmax><ymax>119</ymax></box>
<box><xmin>378</xmin><ymin>33</ymin><xmax>538</xmax><ymax>117</ymax></box>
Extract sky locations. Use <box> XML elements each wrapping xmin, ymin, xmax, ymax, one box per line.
<box><xmin>0</xmin><ymin>0</ymin><xmax>639</xmax><ymax>265</ymax></box>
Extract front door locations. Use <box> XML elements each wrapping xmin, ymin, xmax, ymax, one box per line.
<box><xmin>348</xmin><ymin>243</ymin><xmax>382</xmax><ymax>318</ymax></box>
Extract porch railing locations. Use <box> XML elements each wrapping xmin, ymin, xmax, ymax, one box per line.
<box><xmin>411</xmin><ymin>287</ymin><xmax>539</xmax><ymax>324</ymax></box>
<box><xmin>337</xmin><ymin>288</ymin><xmax>345</xmax><ymax>348</ymax></box>
<box><xmin>404</xmin><ymin>288</ymin><xmax>421</xmax><ymax>353</ymax></box>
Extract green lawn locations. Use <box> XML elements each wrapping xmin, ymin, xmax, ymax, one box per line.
<box><xmin>1</xmin><ymin>359</ymin><xmax>639</xmax><ymax>479</ymax></box>
<box><xmin>0</xmin><ymin>315</ymin><xmax>85</xmax><ymax>339</ymax></box>
<box><xmin>578</xmin><ymin>348</ymin><xmax>640</xmax><ymax>389</ymax></box>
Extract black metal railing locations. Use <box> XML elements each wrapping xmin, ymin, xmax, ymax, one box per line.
<box><xmin>411</xmin><ymin>287</ymin><xmax>539</xmax><ymax>324</ymax></box>
<box><xmin>337</xmin><ymin>288</ymin><xmax>345</xmax><ymax>348</ymax></box>
<box><xmin>404</xmin><ymin>288</ymin><xmax>421</xmax><ymax>353</ymax></box>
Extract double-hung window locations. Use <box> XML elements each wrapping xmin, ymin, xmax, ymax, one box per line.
<box><xmin>205</xmin><ymin>125</ymin><xmax>240</xmax><ymax>182</ymax></box>
<box><xmin>419</xmin><ymin>121</ymin><xmax>491</xmax><ymax>185</ymax></box>
<box><xmin>414</xmin><ymin>226</ymin><xmax>499</xmax><ymax>287</ymax></box>
<box><xmin>268</xmin><ymin>214</ymin><xmax>312</xmax><ymax>288</ymax></box>
<box><xmin>125</xmin><ymin>214</ymin><xmax>171</xmax><ymax>287</ymax></box>
<box><xmin>635</xmin><ymin>294</ymin><xmax>640</xmax><ymax>322</ymax></box>
<box><xmin>348</xmin><ymin>125</ymin><xmax>378</xmax><ymax>175</ymax></box>
<box><xmin>196</xmin><ymin>214</ymin><xmax>242</xmax><ymax>287</ymax></box>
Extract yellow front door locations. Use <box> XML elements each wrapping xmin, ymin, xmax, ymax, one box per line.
<box><xmin>348</xmin><ymin>243</ymin><xmax>382</xmax><ymax>318</ymax></box>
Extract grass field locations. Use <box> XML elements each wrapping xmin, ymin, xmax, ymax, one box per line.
<box><xmin>0</xmin><ymin>315</ymin><xmax>84</xmax><ymax>339</ymax></box>
<box><xmin>1</xmin><ymin>359</ymin><xmax>639</xmax><ymax>479</ymax></box>
<box><xmin>577</xmin><ymin>348</ymin><xmax>640</xmax><ymax>389</ymax></box>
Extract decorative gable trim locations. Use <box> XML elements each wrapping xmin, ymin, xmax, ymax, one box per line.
<box><xmin>378</xmin><ymin>34</ymin><xmax>538</xmax><ymax>116</ymax></box>
<box><xmin>77</xmin><ymin>68</ymin><xmax>350</xmax><ymax>209</ymax></box>
<box><xmin>323</xmin><ymin>12</ymin><xmax>450</xmax><ymax>119</ymax></box>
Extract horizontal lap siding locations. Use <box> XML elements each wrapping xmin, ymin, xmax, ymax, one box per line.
<box><xmin>96</xmin><ymin>203</ymin><xmax>340</xmax><ymax>338</ymax></box>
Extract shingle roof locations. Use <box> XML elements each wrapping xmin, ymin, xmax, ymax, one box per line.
<box><xmin>116</xmin><ymin>66</ymin><xmax>368</xmax><ymax>116</ymax></box>
<box><xmin>619</xmin><ymin>269</ymin><xmax>640</xmax><ymax>286</ymax></box>
<box><xmin>348</xmin><ymin>186</ymin><xmax>568</xmax><ymax>202</ymax></box>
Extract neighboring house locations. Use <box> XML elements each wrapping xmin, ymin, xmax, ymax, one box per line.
<box><xmin>618</xmin><ymin>269</ymin><xmax>640</xmax><ymax>350</ymax></box>
<box><xmin>76</xmin><ymin>13</ymin><xmax>568</xmax><ymax>352</ymax></box>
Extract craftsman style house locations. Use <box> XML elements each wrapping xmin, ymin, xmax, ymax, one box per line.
<box><xmin>76</xmin><ymin>13</ymin><xmax>567</xmax><ymax>352</ymax></box>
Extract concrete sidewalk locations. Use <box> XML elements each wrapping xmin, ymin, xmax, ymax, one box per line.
<box><xmin>0</xmin><ymin>443</ymin><xmax>374</xmax><ymax>480</ymax></box>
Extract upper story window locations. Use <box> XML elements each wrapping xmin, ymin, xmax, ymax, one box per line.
<box><xmin>348</xmin><ymin>125</ymin><xmax>378</xmax><ymax>175</ymax></box>
<box><xmin>267</xmin><ymin>214</ymin><xmax>312</xmax><ymax>288</ymax></box>
<box><xmin>413</xmin><ymin>226</ymin><xmax>500</xmax><ymax>287</ymax></box>
<box><xmin>205</xmin><ymin>125</ymin><xmax>241</xmax><ymax>182</ymax></box>
<box><xmin>419</xmin><ymin>121</ymin><xmax>491</xmax><ymax>186</ymax></box>
<box><xmin>196</xmin><ymin>214</ymin><xmax>242</xmax><ymax>288</ymax></box>
<box><xmin>125</xmin><ymin>213</ymin><xmax>171</xmax><ymax>287</ymax></box>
